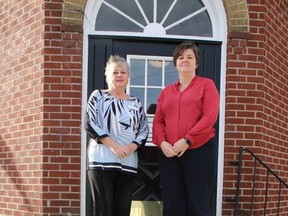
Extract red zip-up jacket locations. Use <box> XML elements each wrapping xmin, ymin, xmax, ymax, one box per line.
<box><xmin>152</xmin><ymin>76</ymin><xmax>219</xmax><ymax>149</ymax></box>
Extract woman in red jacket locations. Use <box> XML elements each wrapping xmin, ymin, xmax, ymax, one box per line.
<box><xmin>152</xmin><ymin>41</ymin><xmax>219</xmax><ymax>216</ymax></box>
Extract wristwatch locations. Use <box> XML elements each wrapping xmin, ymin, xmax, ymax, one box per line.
<box><xmin>184</xmin><ymin>138</ymin><xmax>192</xmax><ymax>146</ymax></box>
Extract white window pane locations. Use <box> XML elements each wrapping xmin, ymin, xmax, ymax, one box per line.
<box><xmin>147</xmin><ymin>88</ymin><xmax>161</xmax><ymax>114</ymax></box>
<box><xmin>161</xmin><ymin>0</ymin><xmax>204</xmax><ymax>25</ymax></box>
<box><xmin>130</xmin><ymin>59</ymin><xmax>145</xmax><ymax>85</ymax></box>
<box><xmin>95</xmin><ymin>4</ymin><xmax>143</xmax><ymax>32</ymax></box>
<box><xmin>130</xmin><ymin>87</ymin><xmax>145</xmax><ymax>107</ymax></box>
<box><xmin>104</xmin><ymin>0</ymin><xmax>147</xmax><ymax>25</ymax></box>
<box><xmin>147</xmin><ymin>60</ymin><xmax>162</xmax><ymax>86</ymax></box>
<box><xmin>166</xmin><ymin>11</ymin><xmax>212</xmax><ymax>36</ymax></box>
<box><xmin>164</xmin><ymin>61</ymin><xmax>178</xmax><ymax>86</ymax></box>
<box><xmin>128</xmin><ymin>55</ymin><xmax>174</xmax><ymax>117</ymax></box>
<box><xmin>138</xmin><ymin>0</ymin><xmax>154</xmax><ymax>23</ymax></box>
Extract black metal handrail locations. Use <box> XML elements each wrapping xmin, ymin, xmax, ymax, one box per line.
<box><xmin>234</xmin><ymin>147</ymin><xmax>288</xmax><ymax>216</ymax></box>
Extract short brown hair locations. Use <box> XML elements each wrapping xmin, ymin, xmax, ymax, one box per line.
<box><xmin>173</xmin><ymin>41</ymin><xmax>200</xmax><ymax>66</ymax></box>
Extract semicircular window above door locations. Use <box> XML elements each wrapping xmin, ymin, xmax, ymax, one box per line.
<box><xmin>95</xmin><ymin>0</ymin><xmax>213</xmax><ymax>37</ymax></box>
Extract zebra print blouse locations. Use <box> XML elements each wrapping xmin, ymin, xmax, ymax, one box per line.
<box><xmin>85</xmin><ymin>89</ymin><xmax>149</xmax><ymax>175</ymax></box>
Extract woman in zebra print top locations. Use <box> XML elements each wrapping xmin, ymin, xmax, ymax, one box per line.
<box><xmin>85</xmin><ymin>55</ymin><xmax>149</xmax><ymax>216</ymax></box>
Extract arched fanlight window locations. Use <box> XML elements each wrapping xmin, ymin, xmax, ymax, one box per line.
<box><xmin>95</xmin><ymin>0</ymin><xmax>213</xmax><ymax>37</ymax></box>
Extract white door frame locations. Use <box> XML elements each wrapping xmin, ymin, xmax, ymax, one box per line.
<box><xmin>81</xmin><ymin>1</ymin><xmax>227</xmax><ymax>215</ymax></box>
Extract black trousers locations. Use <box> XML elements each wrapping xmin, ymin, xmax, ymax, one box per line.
<box><xmin>88</xmin><ymin>170</ymin><xmax>135</xmax><ymax>216</ymax></box>
<box><xmin>159</xmin><ymin>137</ymin><xmax>217</xmax><ymax>216</ymax></box>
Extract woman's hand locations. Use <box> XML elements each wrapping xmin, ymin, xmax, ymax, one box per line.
<box><xmin>111</xmin><ymin>144</ymin><xmax>129</xmax><ymax>158</ymax></box>
<box><xmin>112</xmin><ymin>143</ymin><xmax>139</xmax><ymax>158</ymax></box>
<box><xmin>122</xmin><ymin>143</ymin><xmax>138</xmax><ymax>156</ymax></box>
<box><xmin>172</xmin><ymin>138</ymin><xmax>190</xmax><ymax>157</ymax></box>
<box><xmin>160</xmin><ymin>141</ymin><xmax>178</xmax><ymax>158</ymax></box>
<box><xmin>99</xmin><ymin>136</ymin><xmax>129</xmax><ymax>158</ymax></box>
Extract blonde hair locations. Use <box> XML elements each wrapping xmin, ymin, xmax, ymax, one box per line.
<box><xmin>105</xmin><ymin>55</ymin><xmax>129</xmax><ymax>76</ymax></box>
<box><xmin>104</xmin><ymin>55</ymin><xmax>130</xmax><ymax>88</ymax></box>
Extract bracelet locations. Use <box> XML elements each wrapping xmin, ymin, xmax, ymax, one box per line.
<box><xmin>184</xmin><ymin>138</ymin><xmax>192</xmax><ymax>146</ymax></box>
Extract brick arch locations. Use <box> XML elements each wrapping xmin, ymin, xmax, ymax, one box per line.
<box><xmin>62</xmin><ymin>0</ymin><xmax>87</xmax><ymax>26</ymax></box>
<box><xmin>222</xmin><ymin>0</ymin><xmax>249</xmax><ymax>32</ymax></box>
<box><xmin>61</xmin><ymin>0</ymin><xmax>249</xmax><ymax>33</ymax></box>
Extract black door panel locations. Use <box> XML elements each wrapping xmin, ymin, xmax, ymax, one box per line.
<box><xmin>87</xmin><ymin>36</ymin><xmax>221</xmax><ymax>216</ymax></box>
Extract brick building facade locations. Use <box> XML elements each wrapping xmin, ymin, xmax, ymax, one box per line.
<box><xmin>0</xmin><ymin>0</ymin><xmax>287</xmax><ymax>215</ymax></box>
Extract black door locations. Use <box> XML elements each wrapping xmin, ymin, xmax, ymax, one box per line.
<box><xmin>86</xmin><ymin>36</ymin><xmax>221</xmax><ymax>216</ymax></box>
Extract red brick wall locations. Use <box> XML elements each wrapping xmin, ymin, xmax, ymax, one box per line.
<box><xmin>42</xmin><ymin>0</ymin><xmax>83</xmax><ymax>215</ymax></box>
<box><xmin>0</xmin><ymin>0</ymin><xmax>45</xmax><ymax>215</ymax></box>
<box><xmin>1</xmin><ymin>0</ymin><xmax>288</xmax><ymax>215</ymax></box>
<box><xmin>0</xmin><ymin>0</ymin><xmax>83</xmax><ymax>215</ymax></box>
<box><xmin>223</xmin><ymin>0</ymin><xmax>288</xmax><ymax>215</ymax></box>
